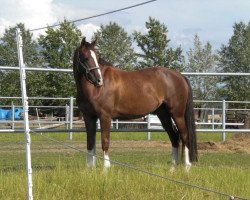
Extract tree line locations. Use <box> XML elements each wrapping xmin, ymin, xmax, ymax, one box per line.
<box><xmin>0</xmin><ymin>17</ymin><xmax>249</xmax><ymax>107</ymax></box>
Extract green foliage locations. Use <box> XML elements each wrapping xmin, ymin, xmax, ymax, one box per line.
<box><xmin>218</xmin><ymin>22</ymin><xmax>250</xmax><ymax>102</ymax></box>
<box><xmin>0</xmin><ymin>23</ymin><xmax>42</xmax><ymax>105</ymax></box>
<box><xmin>0</xmin><ymin>23</ymin><xmax>40</xmax><ymax>67</ymax></box>
<box><xmin>38</xmin><ymin>19</ymin><xmax>82</xmax><ymax>105</ymax></box>
<box><xmin>94</xmin><ymin>22</ymin><xmax>137</xmax><ymax>70</ymax></box>
<box><xmin>186</xmin><ymin>34</ymin><xmax>219</xmax><ymax>101</ymax></box>
<box><xmin>133</xmin><ymin>17</ymin><xmax>184</xmax><ymax>70</ymax></box>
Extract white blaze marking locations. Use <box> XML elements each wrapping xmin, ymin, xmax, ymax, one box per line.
<box><xmin>90</xmin><ymin>50</ymin><xmax>103</xmax><ymax>83</ymax></box>
<box><xmin>87</xmin><ymin>147</ymin><xmax>96</xmax><ymax>167</ymax></box>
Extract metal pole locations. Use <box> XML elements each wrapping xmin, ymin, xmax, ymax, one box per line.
<box><xmin>11</xmin><ymin>102</ymin><xmax>15</xmax><ymax>130</ymax></box>
<box><xmin>69</xmin><ymin>97</ymin><xmax>73</xmax><ymax>140</ymax></box>
<box><xmin>147</xmin><ymin>115</ymin><xmax>151</xmax><ymax>140</ymax></box>
<box><xmin>36</xmin><ymin>108</ymin><xmax>41</xmax><ymax>129</ymax></box>
<box><xmin>212</xmin><ymin>108</ymin><xmax>215</xmax><ymax>130</ymax></box>
<box><xmin>16</xmin><ymin>28</ymin><xmax>33</xmax><ymax>200</ymax></box>
<box><xmin>66</xmin><ymin>104</ymin><xmax>69</xmax><ymax>129</ymax></box>
<box><xmin>222</xmin><ymin>100</ymin><xmax>226</xmax><ymax>142</ymax></box>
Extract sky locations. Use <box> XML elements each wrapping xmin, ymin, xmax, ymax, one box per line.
<box><xmin>0</xmin><ymin>0</ymin><xmax>249</xmax><ymax>53</ymax></box>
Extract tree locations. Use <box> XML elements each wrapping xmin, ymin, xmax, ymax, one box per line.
<box><xmin>186</xmin><ymin>34</ymin><xmax>219</xmax><ymax>100</ymax></box>
<box><xmin>218</xmin><ymin>22</ymin><xmax>250</xmax><ymax>103</ymax></box>
<box><xmin>133</xmin><ymin>17</ymin><xmax>184</xmax><ymax>70</ymax></box>
<box><xmin>186</xmin><ymin>35</ymin><xmax>219</xmax><ymax>121</ymax></box>
<box><xmin>38</xmin><ymin>19</ymin><xmax>82</xmax><ymax>105</ymax></box>
<box><xmin>94</xmin><ymin>22</ymin><xmax>137</xmax><ymax>70</ymax></box>
<box><xmin>0</xmin><ymin>23</ymin><xmax>42</xmax><ymax>105</ymax></box>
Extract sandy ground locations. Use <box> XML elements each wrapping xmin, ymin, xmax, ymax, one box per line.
<box><xmin>1</xmin><ymin>133</ymin><xmax>249</xmax><ymax>154</ymax></box>
<box><xmin>110</xmin><ymin>133</ymin><xmax>250</xmax><ymax>154</ymax></box>
<box><xmin>202</xmin><ymin>133</ymin><xmax>250</xmax><ymax>154</ymax></box>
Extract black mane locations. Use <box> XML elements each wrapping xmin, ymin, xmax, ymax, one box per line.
<box><xmin>98</xmin><ymin>57</ymin><xmax>113</xmax><ymax>66</ymax></box>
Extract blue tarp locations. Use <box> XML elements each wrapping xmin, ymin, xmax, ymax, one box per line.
<box><xmin>0</xmin><ymin>108</ymin><xmax>23</xmax><ymax>120</ymax></box>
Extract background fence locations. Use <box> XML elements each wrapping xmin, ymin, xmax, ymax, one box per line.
<box><xmin>0</xmin><ymin>96</ymin><xmax>250</xmax><ymax>139</ymax></box>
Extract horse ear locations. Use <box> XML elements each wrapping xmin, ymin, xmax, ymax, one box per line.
<box><xmin>80</xmin><ymin>37</ymin><xmax>86</xmax><ymax>47</ymax></box>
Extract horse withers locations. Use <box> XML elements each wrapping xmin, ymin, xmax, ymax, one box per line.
<box><xmin>73</xmin><ymin>37</ymin><xmax>198</xmax><ymax>171</ymax></box>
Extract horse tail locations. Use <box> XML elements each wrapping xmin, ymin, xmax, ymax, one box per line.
<box><xmin>184</xmin><ymin>76</ymin><xmax>198</xmax><ymax>162</ymax></box>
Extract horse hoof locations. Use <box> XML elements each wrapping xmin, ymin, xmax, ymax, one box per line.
<box><xmin>104</xmin><ymin>161</ymin><xmax>111</xmax><ymax>169</ymax></box>
<box><xmin>185</xmin><ymin>164</ymin><xmax>191</xmax><ymax>172</ymax></box>
<box><xmin>87</xmin><ymin>156</ymin><xmax>96</xmax><ymax>168</ymax></box>
<box><xmin>87</xmin><ymin>163</ymin><xmax>96</xmax><ymax>168</ymax></box>
<box><xmin>169</xmin><ymin>166</ymin><xmax>176</xmax><ymax>173</ymax></box>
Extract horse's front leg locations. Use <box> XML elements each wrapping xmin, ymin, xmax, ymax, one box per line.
<box><xmin>84</xmin><ymin>115</ymin><xmax>97</xmax><ymax>168</ymax></box>
<box><xmin>99</xmin><ymin>115</ymin><xmax>111</xmax><ymax>169</ymax></box>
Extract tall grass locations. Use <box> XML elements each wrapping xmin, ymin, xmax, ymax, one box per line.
<box><xmin>0</xmin><ymin>132</ymin><xmax>249</xmax><ymax>200</ymax></box>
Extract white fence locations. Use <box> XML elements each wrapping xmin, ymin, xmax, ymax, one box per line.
<box><xmin>1</xmin><ymin>96</ymin><xmax>250</xmax><ymax>136</ymax></box>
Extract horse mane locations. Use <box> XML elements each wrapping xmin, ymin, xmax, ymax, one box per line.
<box><xmin>98</xmin><ymin>57</ymin><xmax>113</xmax><ymax>67</ymax></box>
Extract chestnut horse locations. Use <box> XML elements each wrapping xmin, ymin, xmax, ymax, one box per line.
<box><xmin>73</xmin><ymin>37</ymin><xmax>197</xmax><ymax>171</ymax></box>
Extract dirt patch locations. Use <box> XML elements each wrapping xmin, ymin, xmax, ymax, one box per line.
<box><xmin>219</xmin><ymin>133</ymin><xmax>250</xmax><ymax>154</ymax></box>
<box><xmin>111</xmin><ymin>133</ymin><xmax>250</xmax><ymax>154</ymax></box>
<box><xmin>197</xmin><ymin>133</ymin><xmax>250</xmax><ymax>154</ymax></box>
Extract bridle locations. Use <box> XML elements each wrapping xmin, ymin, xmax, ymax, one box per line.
<box><xmin>77</xmin><ymin>49</ymin><xmax>101</xmax><ymax>85</ymax></box>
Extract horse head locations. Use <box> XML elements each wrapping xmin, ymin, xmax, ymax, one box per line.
<box><xmin>77</xmin><ymin>37</ymin><xmax>103</xmax><ymax>87</ymax></box>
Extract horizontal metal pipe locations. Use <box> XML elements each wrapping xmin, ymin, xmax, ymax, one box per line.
<box><xmin>0</xmin><ymin>66</ymin><xmax>72</xmax><ymax>72</ymax></box>
<box><xmin>0</xmin><ymin>128</ymin><xmax>250</xmax><ymax>133</ymax></box>
<box><xmin>1</xmin><ymin>66</ymin><xmax>250</xmax><ymax>76</ymax></box>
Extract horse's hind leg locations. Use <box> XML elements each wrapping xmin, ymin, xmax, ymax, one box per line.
<box><xmin>171</xmin><ymin>115</ymin><xmax>192</xmax><ymax>171</ymax></box>
<box><xmin>84</xmin><ymin>115</ymin><xmax>97</xmax><ymax>167</ymax></box>
<box><xmin>156</xmin><ymin>106</ymin><xmax>180</xmax><ymax>172</ymax></box>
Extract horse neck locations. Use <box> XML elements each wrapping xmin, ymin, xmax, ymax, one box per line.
<box><xmin>98</xmin><ymin>57</ymin><xmax>113</xmax><ymax>68</ymax></box>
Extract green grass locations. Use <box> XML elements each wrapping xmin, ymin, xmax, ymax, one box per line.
<box><xmin>0</xmin><ymin>132</ymin><xmax>249</xmax><ymax>200</ymax></box>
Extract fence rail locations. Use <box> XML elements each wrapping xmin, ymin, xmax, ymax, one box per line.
<box><xmin>1</xmin><ymin>65</ymin><xmax>250</xmax><ymax>76</ymax></box>
<box><xmin>1</xmin><ymin>98</ymin><xmax>249</xmax><ymax>137</ymax></box>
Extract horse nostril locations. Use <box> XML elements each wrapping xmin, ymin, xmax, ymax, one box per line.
<box><xmin>97</xmin><ymin>79</ymin><xmax>103</xmax><ymax>85</ymax></box>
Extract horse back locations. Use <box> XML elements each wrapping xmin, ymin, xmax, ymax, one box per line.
<box><xmin>101</xmin><ymin>66</ymin><xmax>188</xmax><ymax>117</ymax></box>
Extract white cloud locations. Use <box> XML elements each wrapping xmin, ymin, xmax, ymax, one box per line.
<box><xmin>0</xmin><ymin>0</ymin><xmax>57</xmax><ymax>38</ymax></box>
<box><xmin>0</xmin><ymin>0</ymin><xmax>103</xmax><ymax>40</ymax></box>
<box><xmin>78</xmin><ymin>23</ymin><xmax>100</xmax><ymax>42</ymax></box>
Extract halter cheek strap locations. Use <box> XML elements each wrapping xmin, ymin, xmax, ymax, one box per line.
<box><xmin>77</xmin><ymin>50</ymin><xmax>100</xmax><ymax>84</ymax></box>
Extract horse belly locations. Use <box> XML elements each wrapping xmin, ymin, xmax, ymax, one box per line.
<box><xmin>114</xmin><ymin>91</ymin><xmax>162</xmax><ymax>117</ymax></box>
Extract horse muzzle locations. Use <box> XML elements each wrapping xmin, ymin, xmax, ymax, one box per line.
<box><xmin>95</xmin><ymin>78</ymin><xmax>103</xmax><ymax>87</ymax></box>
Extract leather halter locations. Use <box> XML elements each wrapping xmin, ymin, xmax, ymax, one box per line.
<box><xmin>77</xmin><ymin>50</ymin><xmax>100</xmax><ymax>84</ymax></box>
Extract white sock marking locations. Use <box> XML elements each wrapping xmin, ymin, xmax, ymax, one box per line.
<box><xmin>172</xmin><ymin>147</ymin><xmax>178</xmax><ymax>165</ymax></box>
<box><xmin>103</xmin><ymin>152</ymin><xmax>111</xmax><ymax>169</ymax></box>
<box><xmin>87</xmin><ymin>147</ymin><xmax>96</xmax><ymax>167</ymax></box>
<box><xmin>185</xmin><ymin>146</ymin><xmax>192</xmax><ymax>171</ymax></box>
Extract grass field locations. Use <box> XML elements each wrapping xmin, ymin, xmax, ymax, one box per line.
<box><xmin>0</xmin><ymin>132</ymin><xmax>249</xmax><ymax>200</ymax></box>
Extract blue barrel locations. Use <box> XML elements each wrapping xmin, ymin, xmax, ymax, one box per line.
<box><xmin>6</xmin><ymin>108</ymin><xmax>24</xmax><ymax>120</ymax></box>
<box><xmin>0</xmin><ymin>109</ymin><xmax>9</xmax><ymax>120</ymax></box>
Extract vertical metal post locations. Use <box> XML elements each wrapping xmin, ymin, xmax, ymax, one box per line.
<box><xmin>36</xmin><ymin>108</ymin><xmax>41</xmax><ymax>129</ymax></box>
<box><xmin>222</xmin><ymin>100</ymin><xmax>226</xmax><ymax>141</ymax></box>
<box><xmin>212</xmin><ymin>108</ymin><xmax>215</xmax><ymax>130</ymax></box>
<box><xmin>69</xmin><ymin>97</ymin><xmax>73</xmax><ymax>140</ymax></box>
<box><xmin>11</xmin><ymin>102</ymin><xmax>15</xmax><ymax>130</ymax></box>
<box><xmin>65</xmin><ymin>104</ymin><xmax>69</xmax><ymax>129</ymax></box>
<box><xmin>147</xmin><ymin>115</ymin><xmax>151</xmax><ymax>141</ymax></box>
<box><xmin>16</xmin><ymin>28</ymin><xmax>33</xmax><ymax>200</ymax></box>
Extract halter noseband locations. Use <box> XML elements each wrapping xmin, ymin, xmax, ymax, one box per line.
<box><xmin>77</xmin><ymin>50</ymin><xmax>101</xmax><ymax>84</ymax></box>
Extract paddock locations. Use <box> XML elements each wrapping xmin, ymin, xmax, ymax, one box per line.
<box><xmin>0</xmin><ymin>29</ymin><xmax>249</xmax><ymax>200</ymax></box>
